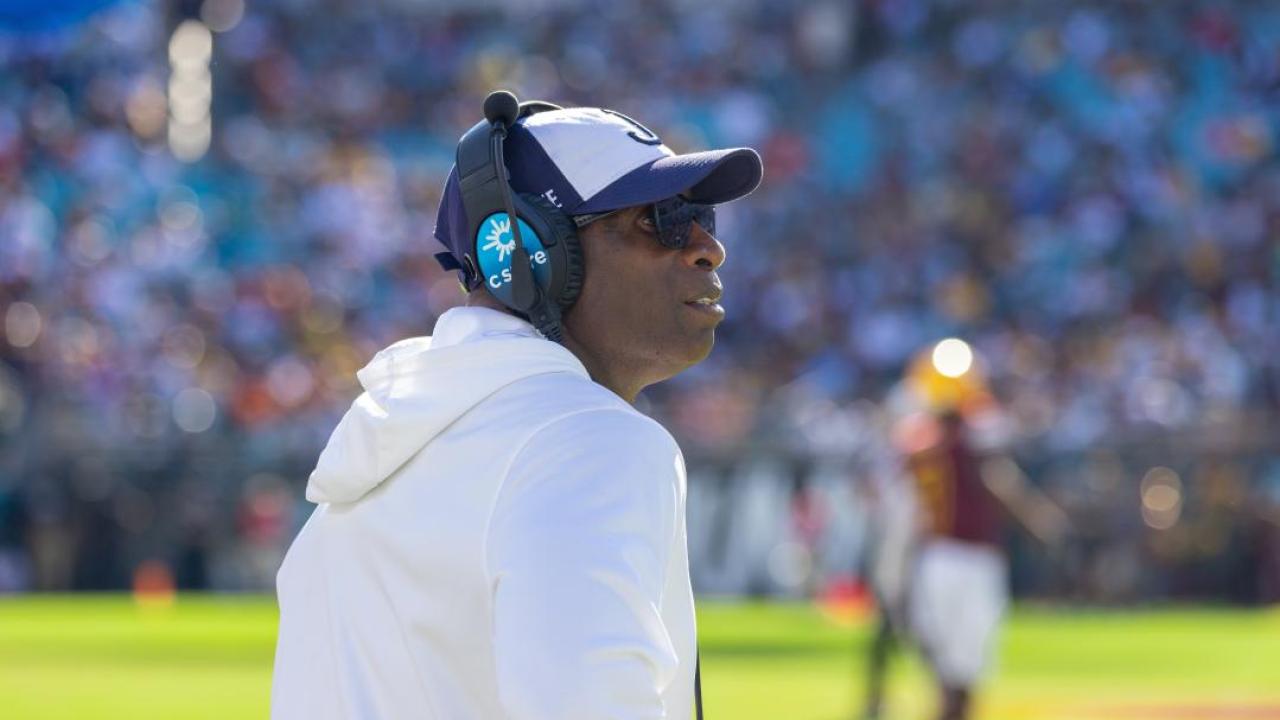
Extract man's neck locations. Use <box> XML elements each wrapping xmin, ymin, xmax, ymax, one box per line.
<box><xmin>465</xmin><ymin>292</ymin><xmax>644</xmax><ymax>403</ymax></box>
<box><xmin>464</xmin><ymin>292</ymin><xmax>510</xmax><ymax>314</ymax></box>
<box><xmin>561</xmin><ymin>334</ymin><xmax>643</xmax><ymax>404</ymax></box>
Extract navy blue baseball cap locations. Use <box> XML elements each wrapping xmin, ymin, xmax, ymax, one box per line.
<box><xmin>433</xmin><ymin>105</ymin><xmax>763</xmax><ymax>274</ymax></box>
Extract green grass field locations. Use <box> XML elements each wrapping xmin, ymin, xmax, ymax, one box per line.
<box><xmin>0</xmin><ymin>595</ymin><xmax>1277</xmax><ymax>719</ymax></box>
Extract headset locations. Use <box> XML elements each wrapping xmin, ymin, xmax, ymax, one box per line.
<box><xmin>453</xmin><ymin>90</ymin><xmax>585</xmax><ymax>343</ymax></box>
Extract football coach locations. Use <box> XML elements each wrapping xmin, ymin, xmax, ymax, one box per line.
<box><xmin>271</xmin><ymin>91</ymin><xmax>763</xmax><ymax>719</ymax></box>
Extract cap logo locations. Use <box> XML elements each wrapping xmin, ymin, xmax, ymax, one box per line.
<box><xmin>603</xmin><ymin>109</ymin><xmax>663</xmax><ymax>146</ymax></box>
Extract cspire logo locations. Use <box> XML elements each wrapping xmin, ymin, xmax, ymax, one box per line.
<box><xmin>482</xmin><ymin>217</ymin><xmax>516</xmax><ymax>262</ymax></box>
<box><xmin>474</xmin><ymin>213</ymin><xmax>551</xmax><ymax>294</ymax></box>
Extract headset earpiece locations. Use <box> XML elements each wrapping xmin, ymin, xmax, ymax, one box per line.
<box><xmin>518</xmin><ymin>193</ymin><xmax>583</xmax><ymax>311</ymax></box>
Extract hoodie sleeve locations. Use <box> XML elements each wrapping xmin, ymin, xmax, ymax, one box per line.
<box><xmin>486</xmin><ymin>408</ymin><xmax>685</xmax><ymax>720</ymax></box>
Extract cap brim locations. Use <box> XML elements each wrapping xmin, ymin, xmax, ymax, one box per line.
<box><xmin>574</xmin><ymin>147</ymin><xmax>763</xmax><ymax>214</ymax></box>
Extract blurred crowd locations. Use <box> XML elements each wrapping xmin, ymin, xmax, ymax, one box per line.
<box><xmin>1</xmin><ymin>0</ymin><xmax>1278</xmax><ymax>596</ymax></box>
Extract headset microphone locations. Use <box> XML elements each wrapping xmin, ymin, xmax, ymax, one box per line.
<box><xmin>484</xmin><ymin>91</ymin><xmax>562</xmax><ymax>341</ymax></box>
<box><xmin>483</xmin><ymin>94</ymin><xmax>539</xmax><ymax>314</ymax></box>
<box><xmin>453</xmin><ymin>90</ymin><xmax>584</xmax><ymax>344</ymax></box>
<box><xmin>483</xmin><ymin>90</ymin><xmax>520</xmax><ymax>128</ymax></box>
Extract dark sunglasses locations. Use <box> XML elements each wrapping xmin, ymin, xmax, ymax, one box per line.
<box><xmin>573</xmin><ymin>196</ymin><xmax>716</xmax><ymax>249</ymax></box>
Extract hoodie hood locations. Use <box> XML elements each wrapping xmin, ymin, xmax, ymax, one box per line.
<box><xmin>306</xmin><ymin>307</ymin><xmax>589</xmax><ymax>504</ymax></box>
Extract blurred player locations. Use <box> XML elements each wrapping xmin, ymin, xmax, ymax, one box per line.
<box><xmin>903</xmin><ymin>405</ymin><xmax>1002</xmax><ymax>720</ymax></box>
<box><xmin>862</xmin><ymin>339</ymin><xmax>1069</xmax><ymax>720</ymax></box>
<box><xmin>271</xmin><ymin>92</ymin><xmax>762</xmax><ymax>719</ymax></box>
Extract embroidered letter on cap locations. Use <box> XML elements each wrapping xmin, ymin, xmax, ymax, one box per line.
<box><xmin>603</xmin><ymin>109</ymin><xmax>663</xmax><ymax>146</ymax></box>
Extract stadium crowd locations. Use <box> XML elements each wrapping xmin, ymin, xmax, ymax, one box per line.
<box><xmin>1</xmin><ymin>0</ymin><xmax>1278</xmax><ymax>598</ymax></box>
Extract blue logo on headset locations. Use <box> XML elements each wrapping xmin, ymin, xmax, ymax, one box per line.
<box><xmin>475</xmin><ymin>213</ymin><xmax>551</xmax><ymax>297</ymax></box>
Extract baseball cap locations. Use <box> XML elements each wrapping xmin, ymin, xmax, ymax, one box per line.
<box><xmin>433</xmin><ymin>105</ymin><xmax>763</xmax><ymax>272</ymax></box>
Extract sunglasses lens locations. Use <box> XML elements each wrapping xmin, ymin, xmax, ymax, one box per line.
<box><xmin>692</xmin><ymin>205</ymin><xmax>715</xmax><ymax>237</ymax></box>
<box><xmin>653</xmin><ymin>198</ymin><xmax>716</xmax><ymax>249</ymax></box>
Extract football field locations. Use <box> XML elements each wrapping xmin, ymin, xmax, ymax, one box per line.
<box><xmin>1</xmin><ymin>595</ymin><xmax>1277</xmax><ymax>719</ymax></box>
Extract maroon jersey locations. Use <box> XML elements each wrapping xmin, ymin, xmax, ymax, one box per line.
<box><xmin>908</xmin><ymin>419</ymin><xmax>1003</xmax><ymax>547</ymax></box>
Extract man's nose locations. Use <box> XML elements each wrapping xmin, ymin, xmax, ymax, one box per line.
<box><xmin>682</xmin><ymin>221</ymin><xmax>725</xmax><ymax>271</ymax></box>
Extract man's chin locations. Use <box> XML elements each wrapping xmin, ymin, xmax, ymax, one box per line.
<box><xmin>684</xmin><ymin>329</ymin><xmax>716</xmax><ymax>366</ymax></box>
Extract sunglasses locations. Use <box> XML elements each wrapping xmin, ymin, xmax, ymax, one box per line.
<box><xmin>573</xmin><ymin>196</ymin><xmax>716</xmax><ymax>250</ymax></box>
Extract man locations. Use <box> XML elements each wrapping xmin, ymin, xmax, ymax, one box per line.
<box><xmin>271</xmin><ymin>96</ymin><xmax>762</xmax><ymax>719</ymax></box>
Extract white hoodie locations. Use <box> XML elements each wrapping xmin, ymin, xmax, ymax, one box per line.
<box><xmin>272</xmin><ymin>307</ymin><xmax>696</xmax><ymax>720</ymax></box>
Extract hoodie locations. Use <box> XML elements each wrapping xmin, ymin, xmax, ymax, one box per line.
<box><xmin>271</xmin><ymin>307</ymin><xmax>696</xmax><ymax>720</ymax></box>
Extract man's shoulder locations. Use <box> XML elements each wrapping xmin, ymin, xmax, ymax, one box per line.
<box><xmin>514</xmin><ymin>367</ymin><xmax>628</xmax><ymax>405</ymax></box>
<box><xmin>544</xmin><ymin>380</ymin><xmax>672</xmax><ymax>439</ymax></box>
<box><xmin>496</xmin><ymin>376</ymin><xmax>674</xmax><ymax>458</ymax></box>
<box><xmin>542</xmin><ymin>403</ymin><xmax>676</xmax><ymax>450</ymax></box>
<box><xmin>461</xmin><ymin>368</ymin><xmax>681</xmax><ymax>474</ymax></box>
<box><xmin>492</xmin><ymin>369</ymin><xmax>638</xmax><ymax>424</ymax></box>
